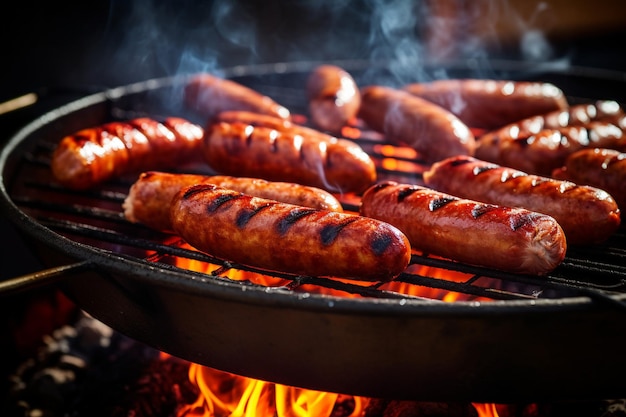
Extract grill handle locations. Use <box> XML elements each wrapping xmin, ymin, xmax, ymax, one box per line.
<box><xmin>0</xmin><ymin>261</ymin><xmax>91</xmax><ymax>296</ymax></box>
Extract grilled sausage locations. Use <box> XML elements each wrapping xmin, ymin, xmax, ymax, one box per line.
<box><xmin>359</xmin><ymin>181</ymin><xmax>567</xmax><ymax>275</ymax></box>
<box><xmin>402</xmin><ymin>79</ymin><xmax>568</xmax><ymax>130</ymax></box>
<box><xmin>358</xmin><ymin>86</ymin><xmax>475</xmax><ymax>163</ymax></box>
<box><xmin>203</xmin><ymin>120</ymin><xmax>376</xmax><ymax>194</ymax></box>
<box><xmin>184</xmin><ymin>73</ymin><xmax>290</xmax><ymax>120</ymax></box>
<box><xmin>423</xmin><ymin>155</ymin><xmax>621</xmax><ymax>245</ymax></box>
<box><xmin>476</xmin><ymin>123</ymin><xmax>625</xmax><ymax>176</ymax></box>
<box><xmin>170</xmin><ymin>184</ymin><xmax>411</xmax><ymax>281</ymax></box>
<box><xmin>123</xmin><ymin>171</ymin><xmax>343</xmax><ymax>231</ymax></box>
<box><xmin>476</xmin><ymin>100</ymin><xmax>625</xmax><ymax>170</ymax></box>
<box><xmin>552</xmin><ymin>148</ymin><xmax>626</xmax><ymax>212</ymax></box>
<box><xmin>51</xmin><ymin>117</ymin><xmax>204</xmax><ymax>190</ymax></box>
<box><xmin>306</xmin><ymin>64</ymin><xmax>361</xmax><ymax>133</ymax></box>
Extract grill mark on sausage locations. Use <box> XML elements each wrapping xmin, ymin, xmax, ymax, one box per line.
<box><xmin>472</xmin><ymin>165</ymin><xmax>497</xmax><ymax>176</ymax></box>
<box><xmin>449</xmin><ymin>157</ymin><xmax>473</xmax><ymax>167</ymax></box>
<box><xmin>236</xmin><ymin>203</ymin><xmax>272</xmax><ymax>228</ymax></box>
<box><xmin>371</xmin><ymin>233</ymin><xmax>395</xmax><ymax>257</ymax></box>
<box><xmin>320</xmin><ymin>217</ymin><xmax>359</xmax><ymax>245</ymax></box>
<box><xmin>206</xmin><ymin>193</ymin><xmax>241</xmax><ymax>213</ymax></box>
<box><xmin>428</xmin><ymin>196</ymin><xmax>456</xmax><ymax>211</ymax></box>
<box><xmin>471</xmin><ymin>203</ymin><xmax>498</xmax><ymax>218</ymax></box>
<box><xmin>182</xmin><ymin>184</ymin><xmax>218</xmax><ymax>200</ymax></box>
<box><xmin>509</xmin><ymin>212</ymin><xmax>535</xmax><ymax>231</ymax></box>
<box><xmin>276</xmin><ymin>208</ymin><xmax>317</xmax><ymax>235</ymax></box>
<box><xmin>397</xmin><ymin>186</ymin><xmax>420</xmax><ymax>202</ymax></box>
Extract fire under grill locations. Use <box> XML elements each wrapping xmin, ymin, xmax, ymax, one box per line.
<box><xmin>2</xmin><ymin>60</ymin><xmax>626</xmax><ymax>402</ymax></box>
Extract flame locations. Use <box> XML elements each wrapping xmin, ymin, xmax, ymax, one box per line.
<box><xmin>177</xmin><ymin>364</ymin><xmax>367</xmax><ymax>417</ymax></box>
<box><xmin>472</xmin><ymin>402</ymin><xmax>500</xmax><ymax>417</ymax></box>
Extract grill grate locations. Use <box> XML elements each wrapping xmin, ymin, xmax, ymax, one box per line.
<box><xmin>7</xmin><ymin>109</ymin><xmax>626</xmax><ymax>308</ymax></box>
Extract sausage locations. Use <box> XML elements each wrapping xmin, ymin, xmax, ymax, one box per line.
<box><xmin>203</xmin><ymin>120</ymin><xmax>377</xmax><ymax>194</ymax></box>
<box><xmin>123</xmin><ymin>171</ymin><xmax>344</xmax><ymax>231</ymax></box>
<box><xmin>359</xmin><ymin>181</ymin><xmax>567</xmax><ymax>275</ymax></box>
<box><xmin>423</xmin><ymin>155</ymin><xmax>621</xmax><ymax>245</ymax></box>
<box><xmin>402</xmin><ymin>79</ymin><xmax>568</xmax><ymax>130</ymax></box>
<box><xmin>476</xmin><ymin>100</ymin><xmax>625</xmax><ymax>170</ymax></box>
<box><xmin>306</xmin><ymin>64</ymin><xmax>361</xmax><ymax>133</ymax></box>
<box><xmin>170</xmin><ymin>184</ymin><xmax>411</xmax><ymax>281</ymax></box>
<box><xmin>476</xmin><ymin>122</ymin><xmax>625</xmax><ymax>176</ymax></box>
<box><xmin>50</xmin><ymin>117</ymin><xmax>204</xmax><ymax>190</ymax></box>
<box><xmin>184</xmin><ymin>73</ymin><xmax>290</xmax><ymax>120</ymax></box>
<box><xmin>358</xmin><ymin>86</ymin><xmax>475</xmax><ymax>163</ymax></box>
<box><xmin>552</xmin><ymin>148</ymin><xmax>626</xmax><ymax>212</ymax></box>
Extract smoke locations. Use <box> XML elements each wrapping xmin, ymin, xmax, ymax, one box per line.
<box><xmin>98</xmin><ymin>0</ymin><xmax>569</xmax><ymax>86</ymax></box>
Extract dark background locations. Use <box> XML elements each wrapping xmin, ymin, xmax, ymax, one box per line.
<box><xmin>1</xmin><ymin>0</ymin><xmax>626</xmax><ymax>395</ymax></box>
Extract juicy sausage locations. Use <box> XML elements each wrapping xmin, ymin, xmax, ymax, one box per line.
<box><xmin>359</xmin><ymin>181</ymin><xmax>567</xmax><ymax>275</ymax></box>
<box><xmin>203</xmin><ymin>120</ymin><xmax>377</xmax><ymax>194</ymax></box>
<box><xmin>51</xmin><ymin>117</ymin><xmax>204</xmax><ymax>190</ymax></box>
<box><xmin>170</xmin><ymin>184</ymin><xmax>411</xmax><ymax>281</ymax></box>
<box><xmin>184</xmin><ymin>73</ymin><xmax>290</xmax><ymax>120</ymax></box>
<box><xmin>552</xmin><ymin>148</ymin><xmax>626</xmax><ymax>212</ymax></box>
<box><xmin>358</xmin><ymin>86</ymin><xmax>475</xmax><ymax>163</ymax></box>
<box><xmin>402</xmin><ymin>79</ymin><xmax>568</xmax><ymax>130</ymax></box>
<box><xmin>423</xmin><ymin>155</ymin><xmax>621</xmax><ymax>245</ymax></box>
<box><xmin>306</xmin><ymin>64</ymin><xmax>361</xmax><ymax>133</ymax></box>
<box><xmin>123</xmin><ymin>171</ymin><xmax>344</xmax><ymax>231</ymax></box>
<box><xmin>476</xmin><ymin>123</ymin><xmax>625</xmax><ymax>176</ymax></box>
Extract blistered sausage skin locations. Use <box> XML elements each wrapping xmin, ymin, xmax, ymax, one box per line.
<box><xmin>50</xmin><ymin>117</ymin><xmax>204</xmax><ymax>190</ymax></box>
<box><xmin>123</xmin><ymin>171</ymin><xmax>344</xmax><ymax>231</ymax></box>
<box><xmin>552</xmin><ymin>148</ymin><xmax>626</xmax><ymax>212</ymax></box>
<box><xmin>423</xmin><ymin>155</ymin><xmax>621</xmax><ymax>245</ymax></box>
<box><xmin>184</xmin><ymin>73</ymin><xmax>290</xmax><ymax>120</ymax></box>
<box><xmin>170</xmin><ymin>184</ymin><xmax>411</xmax><ymax>281</ymax></box>
<box><xmin>359</xmin><ymin>181</ymin><xmax>567</xmax><ymax>275</ymax></box>
<box><xmin>203</xmin><ymin>121</ymin><xmax>376</xmax><ymax>194</ymax></box>
<box><xmin>402</xmin><ymin>79</ymin><xmax>568</xmax><ymax>130</ymax></box>
<box><xmin>476</xmin><ymin>123</ymin><xmax>625</xmax><ymax>176</ymax></box>
<box><xmin>306</xmin><ymin>64</ymin><xmax>361</xmax><ymax>133</ymax></box>
<box><xmin>358</xmin><ymin>86</ymin><xmax>475</xmax><ymax>163</ymax></box>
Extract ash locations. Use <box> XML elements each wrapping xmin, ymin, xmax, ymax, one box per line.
<box><xmin>3</xmin><ymin>311</ymin><xmax>197</xmax><ymax>417</ymax></box>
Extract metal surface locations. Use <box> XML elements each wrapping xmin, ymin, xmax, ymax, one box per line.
<box><xmin>1</xmin><ymin>60</ymin><xmax>626</xmax><ymax>402</ymax></box>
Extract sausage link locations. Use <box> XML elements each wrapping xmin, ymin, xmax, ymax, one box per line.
<box><xmin>50</xmin><ymin>117</ymin><xmax>204</xmax><ymax>190</ymax></box>
<box><xmin>203</xmin><ymin>121</ymin><xmax>376</xmax><ymax>194</ymax></box>
<box><xmin>306</xmin><ymin>65</ymin><xmax>361</xmax><ymax>133</ymax></box>
<box><xmin>402</xmin><ymin>79</ymin><xmax>568</xmax><ymax>130</ymax></box>
<box><xmin>170</xmin><ymin>184</ymin><xmax>411</xmax><ymax>281</ymax></box>
<box><xmin>123</xmin><ymin>171</ymin><xmax>343</xmax><ymax>231</ymax></box>
<box><xmin>476</xmin><ymin>100</ymin><xmax>625</xmax><ymax>170</ymax></box>
<box><xmin>184</xmin><ymin>73</ymin><xmax>290</xmax><ymax>120</ymax></box>
<box><xmin>358</xmin><ymin>86</ymin><xmax>475</xmax><ymax>163</ymax></box>
<box><xmin>423</xmin><ymin>155</ymin><xmax>621</xmax><ymax>245</ymax></box>
<box><xmin>552</xmin><ymin>148</ymin><xmax>626</xmax><ymax>212</ymax></box>
<box><xmin>359</xmin><ymin>181</ymin><xmax>567</xmax><ymax>275</ymax></box>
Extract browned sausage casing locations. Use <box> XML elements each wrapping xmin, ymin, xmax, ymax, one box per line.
<box><xmin>184</xmin><ymin>73</ymin><xmax>290</xmax><ymax>120</ymax></box>
<box><xmin>170</xmin><ymin>184</ymin><xmax>411</xmax><ymax>281</ymax></box>
<box><xmin>359</xmin><ymin>181</ymin><xmax>567</xmax><ymax>275</ymax></box>
<box><xmin>51</xmin><ymin>117</ymin><xmax>204</xmax><ymax>190</ymax></box>
<box><xmin>358</xmin><ymin>86</ymin><xmax>475</xmax><ymax>163</ymax></box>
<box><xmin>306</xmin><ymin>64</ymin><xmax>361</xmax><ymax>133</ymax></box>
<box><xmin>123</xmin><ymin>171</ymin><xmax>344</xmax><ymax>231</ymax></box>
<box><xmin>403</xmin><ymin>79</ymin><xmax>568</xmax><ymax>130</ymax></box>
<box><xmin>203</xmin><ymin>120</ymin><xmax>376</xmax><ymax>194</ymax></box>
<box><xmin>423</xmin><ymin>155</ymin><xmax>621</xmax><ymax>245</ymax></box>
<box><xmin>552</xmin><ymin>148</ymin><xmax>626</xmax><ymax>212</ymax></box>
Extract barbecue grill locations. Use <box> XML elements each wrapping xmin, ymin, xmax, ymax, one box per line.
<box><xmin>1</xmin><ymin>59</ymin><xmax>625</xmax><ymax>403</ymax></box>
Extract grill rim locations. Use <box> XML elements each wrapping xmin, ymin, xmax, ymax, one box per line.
<box><xmin>1</xmin><ymin>59</ymin><xmax>625</xmax><ymax>314</ymax></box>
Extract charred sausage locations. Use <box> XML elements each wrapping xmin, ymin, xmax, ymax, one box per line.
<box><xmin>203</xmin><ymin>120</ymin><xmax>377</xmax><ymax>194</ymax></box>
<box><xmin>476</xmin><ymin>122</ymin><xmax>625</xmax><ymax>176</ymax></box>
<box><xmin>358</xmin><ymin>86</ymin><xmax>475</xmax><ymax>163</ymax></box>
<box><xmin>552</xmin><ymin>148</ymin><xmax>626</xmax><ymax>212</ymax></box>
<box><xmin>184</xmin><ymin>73</ymin><xmax>291</xmax><ymax>120</ymax></box>
<box><xmin>51</xmin><ymin>117</ymin><xmax>204</xmax><ymax>190</ymax></box>
<box><xmin>359</xmin><ymin>181</ymin><xmax>567</xmax><ymax>275</ymax></box>
<box><xmin>306</xmin><ymin>64</ymin><xmax>361</xmax><ymax>133</ymax></box>
<box><xmin>170</xmin><ymin>184</ymin><xmax>411</xmax><ymax>281</ymax></box>
<box><xmin>123</xmin><ymin>171</ymin><xmax>344</xmax><ymax>231</ymax></box>
<box><xmin>423</xmin><ymin>155</ymin><xmax>621</xmax><ymax>245</ymax></box>
<box><xmin>402</xmin><ymin>79</ymin><xmax>568</xmax><ymax>130</ymax></box>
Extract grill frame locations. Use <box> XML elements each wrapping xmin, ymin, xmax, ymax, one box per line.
<box><xmin>1</xmin><ymin>59</ymin><xmax>626</xmax><ymax>402</ymax></box>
